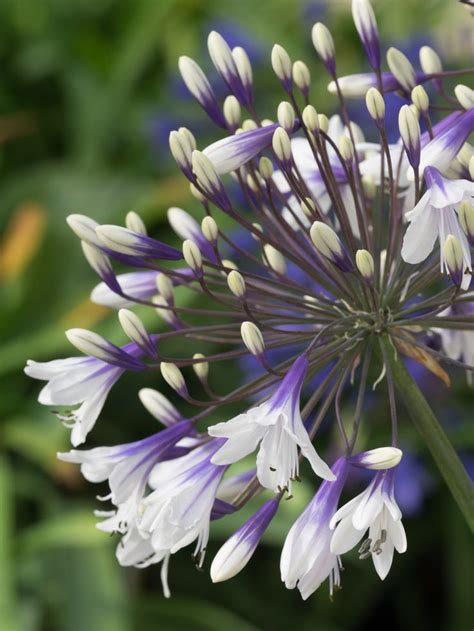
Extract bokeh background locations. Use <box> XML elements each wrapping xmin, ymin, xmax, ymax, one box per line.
<box><xmin>0</xmin><ymin>1</ymin><xmax>473</xmax><ymax>630</ymax></box>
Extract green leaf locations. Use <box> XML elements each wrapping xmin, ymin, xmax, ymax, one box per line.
<box><xmin>0</xmin><ymin>455</ymin><xmax>19</xmax><ymax>631</ymax></box>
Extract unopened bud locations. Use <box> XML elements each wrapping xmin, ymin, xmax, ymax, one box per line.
<box><xmin>292</xmin><ymin>60</ymin><xmax>311</xmax><ymax>94</ymax></box>
<box><xmin>312</xmin><ymin>23</ymin><xmax>336</xmax><ymax>74</ymax></box>
<box><xmin>138</xmin><ymin>388</ymin><xmax>182</xmax><ymax>426</ymax></box>
<box><xmin>241</xmin><ymin>321</ymin><xmax>265</xmax><ymax>356</ymax></box>
<box><xmin>190</xmin><ymin>183</ymin><xmax>206</xmax><ymax>202</ymax></box>
<box><xmin>160</xmin><ymin>362</ymin><xmax>187</xmax><ymax>395</ymax></box>
<box><xmin>201</xmin><ymin>216</ymin><xmax>218</xmax><ymax>243</ymax></box>
<box><xmin>365</xmin><ymin>87</ymin><xmax>385</xmax><ymax>122</ymax></box>
<box><xmin>65</xmin><ymin>328</ymin><xmax>142</xmax><ymax>369</ymax></box>
<box><xmin>223</xmin><ymin>95</ymin><xmax>241</xmax><ymax>128</ymax></box>
<box><xmin>318</xmin><ymin>114</ymin><xmax>329</xmax><ymax>134</ymax></box>
<box><xmin>125</xmin><ymin>211</ymin><xmax>147</xmax><ymax>234</ymax></box>
<box><xmin>263</xmin><ymin>244</ymin><xmax>286</xmax><ymax>275</ymax></box>
<box><xmin>338</xmin><ymin>136</ymin><xmax>354</xmax><ymax>162</ymax></box>
<box><xmin>156</xmin><ymin>272</ymin><xmax>174</xmax><ymax>302</ymax></box>
<box><xmin>221</xmin><ymin>259</ymin><xmax>238</xmax><ymax>272</ymax></box>
<box><xmin>118</xmin><ymin>308</ymin><xmax>156</xmax><ymax>357</ymax></box>
<box><xmin>192</xmin><ymin>353</ymin><xmax>209</xmax><ymax>382</ymax></box>
<box><xmin>355</xmin><ymin>249</ymin><xmax>375</xmax><ymax>281</ymax></box>
<box><xmin>232</xmin><ymin>46</ymin><xmax>253</xmax><ymax>88</ymax></box>
<box><xmin>227</xmin><ymin>270</ymin><xmax>246</xmax><ymax>298</ymax></box>
<box><xmin>272</xmin><ymin>127</ymin><xmax>292</xmax><ymax>163</ymax></box>
<box><xmin>398</xmin><ymin>104</ymin><xmax>420</xmax><ymax>168</ymax></box>
<box><xmin>310</xmin><ymin>221</ymin><xmax>353</xmax><ymax>272</ymax></box>
<box><xmin>277</xmin><ymin>101</ymin><xmax>296</xmax><ymax>132</ymax></box>
<box><xmin>454</xmin><ymin>84</ymin><xmax>474</xmax><ymax>111</ymax></box>
<box><xmin>387</xmin><ymin>47</ymin><xmax>416</xmax><ymax>92</ymax></box>
<box><xmin>302</xmin><ymin>197</ymin><xmax>316</xmax><ymax>217</ymax></box>
<box><xmin>443</xmin><ymin>234</ymin><xmax>464</xmax><ymax>287</ymax></box>
<box><xmin>271</xmin><ymin>44</ymin><xmax>292</xmax><ymax>88</ymax></box>
<box><xmin>182</xmin><ymin>239</ymin><xmax>202</xmax><ymax>274</ymax></box>
<box><xmin>458</xmin><ymin>200</ymin><xmax>474</xmax><ymax>245</ymax></box>
<box><xmin>259</xmin><ymin>156</ymin><xmax>274</xmax><ymax>180</ymax></box>
<box><xmin>302</xmin><ymin>104</ymin><xmax>319</xmax><ymax>132</ymax></box>
<box><xmin>411</xmin><ymin>85</ymin><xmax>429</xmax><ymax>113</ymax></box>
<box><xmin>419</xmin><ymin>46</ymin><xmax>442</xmax><ymax>75</ymax></box>
<box><xmin>350</xmin><ymin>447</ymin><xmax>403</xmax><ymax>470</ymax></box>
<box><xmin>242</xmin><ymin>118</ymin><xmax>258</xmax><ymax>131</ymax></box>
<box><xmin>153</xmin><ymin>295</ymin><xmax>176</xmax><ymax>326</ymax></box>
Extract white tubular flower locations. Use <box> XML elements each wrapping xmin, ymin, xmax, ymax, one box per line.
<box><xmin>281</xmin><ymin>458</ymin><xmax>348</xmax><ymax>599</ymax></box>
<box><xmin>140</xmin><ymin>440</ymin><xmax>227</xmax><ymax>562</ymax></box>
<box><xmin>330</xmin><ymin>469</ymin><xmax>407</xmax><ymax>581</ymax></box>
<box><xmin>209</xmin><ymin>355</ymin><xmax>335</xmax><ymax>493</ymax></box>
<box><xmin>211</xmin><ymin>498</ymin><xmax>279</xmax><ymax>583</ymax></box>
<box><xmin>401</xmin><ymin>166</ymin><xmax>473</xmax><ymax>290</ymax></box>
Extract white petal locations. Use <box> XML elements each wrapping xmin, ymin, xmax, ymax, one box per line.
<box><xmin>401</xmin><ymin>204</ymin><xmax>438</xmax><ymax>264</ymax></box>
<box><xmin>330</xmin><ymin>516</ymin><xmax>365</xmax><ymax>554</ymax></box>
<box><xmin>372</xmin><ymin>540</ymin><xmax>394</xmax><ymax>580</ymax></box>
<box><xmin>388</xmin><ymin>516</ymin><xmax>407</xmax><ymax>553</ymax></box>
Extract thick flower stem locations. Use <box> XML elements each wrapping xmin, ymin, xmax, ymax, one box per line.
<box><xmin>381</xmin><ymin>335</ymin><xmax>474</xmax><ymax>532</ymax></box>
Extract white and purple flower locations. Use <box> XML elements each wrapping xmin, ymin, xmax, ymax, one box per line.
<box><xmin>330</xmin><ymin>469</ymin><xmax>407</xmax><ymax>580</ymax></box>
<box><xmin>280</xmin><ymin>457</ymin><xmax>348</xmax><ymax>599</ymax></box>
<box><xmin>209</xmin><ymin>355</ymin><xmax>335</xmax><ymax>492</ymax></box>
<box><xmin>401</xmin><ymin>166</ymin><xmax>473</xmax><ymax>290</ymax></box>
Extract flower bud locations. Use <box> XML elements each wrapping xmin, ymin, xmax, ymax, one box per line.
<box><xmin>263</xmin><ymin>244</ymin><xmax>286</xmax><ymax>275</ymax></box>
<box><xmin>210</xmin><ymin>498</ymin><xmax>279</xmax><ymax>583</ymax></box>
<box><xmin>271</xmin><ymin>44</ymin><xmax>292</xmax><ymax>89</ymax></box>
<box><xmin>178</xmin><ymin>56</ymin><xmax>226</xmax><ymax>128</ymax></box>
<box><xmin>153</xmin><ymin>295</ymin><xmax>177</xmax><ymax>326</ymax></box>
<box><xmin>310</xmin><ymin>221</ymin><xmax>353</xmax><ymax>272</ymax></box>
<box><xmin>259</xmin><ymin>156</ymin><xmax>274</xmax><ymax>180</ymax></box>
<box><xmin>138</xmin><ymin>388</ymin><xmax>182</xmax><ymax>426</ymax></box>
<box><xmin>398</xmin><ymin>104</ymin><xmax>420</xmax><ymax>168</ymax></box>
<box><xmin>302</xmin><ymin>104</ymin><xmax>319</xmax><ymax>133</ymax></box>
<box><xmin>223</xmin><ymin>95</ymin><xmax>241</xmax><ymax>129</ymax></box>
<box><xmin>227</xmin><ymin>270</ymin><xmax>246</xmax><ymax>298</ymax></box>
<box><xmin>182</xmin><ymin>239</ymin><xmax>203</xmax><ymax>275</ymax></box>
<box><xmin>277</xmin><ymin>101</ymin><xmax>296</xmax><ymax>132</ymax></box>
<box><xmin>232</xmin><ymin>46</ymin><xmax>253</xmax><ymax>90</ymax></box>
<box><xmin>272</xmin><ymin>127</ymin><xmax>292</xmax><ymax>164</ymax></box>
<box><xmin>192</xmin><ymin>353</ymin><xmax>209</xmax><ymax>382</ymax></box>
<box><xmin>201</xmin><ymin>216</ymin><xmax>219</xmax><ymax>243</ymax></box>
<box><xmin>419</xmin><ymin>46</ymin><xmax>442</xmax><ymax>75</ymax></box>
<box><xmin>411</xmin><ymin>85</ymin><xmax>429</xmax><ymax>114</ymax></box>
<box><xmin>292</xmin><ymin>60</ymin><xmax>311</xmax><ymax>95</ymax></box>
<box><xmin>312</xmin><ymin>23</ymin><xmax>336</xmax><ymax>74</ymax></box>
<box><xmin>318</xmin><ymin>114</ymin><xmax>329</xmax><ymax>134</ymax></box>
<box><xmin>241</xmin><ymin>321</ymin><xmax>265</xmax><ymax>356</ymax></box>
<box><xmin>352</xmin><ymin>0</ymin><xmax>380</xmax><ymax>70</ymax></box>
<box><xmin>156</xmin><ymin>272</ymin><xmax>174</xmax><ymax>303</ymax></box>
<box><xmin>190</xmin><ymin>183</ymin><xmax>206</xmax><ymax>202</ymax></box>
<box><xmin>95</xmin><ymin>225</ymin><xmax>181</xmax><ymax>260</ymax></box>
<box><xmin>387</xmin><ymin>47</ymin><xmax>416</xmax><ymax>92</ymax></box>
<box><xmin>125</xmin><ymin>211</ymin><xmax>147</xmax><ymax>235</ymax></box>
<box><xmin>350</xmin><ymin>447</ymin><xmax>403</xmax><ymax>470</ymax></box>
<box><xmin>67</xmin><ymin>214</ymin><xmax>100</xmax><ymax>246</ymax></box>
<box><xmin>458</xmin><ymin>200</ymin><xmax>474</xmax><ymax>245</ymax></box>
<box><xmin>241</xmin><ymin>119</ymin><xmax>258</xmax><ymax>132</ymax></box>
<box><xmin>66</xmin><ymin>328</ymin><xmax>143</xmax><ymax>369</ymax></box>
<box><xmin>355</xmin><ymin>249</ymin><xmax>375</xmax><ymax>281</ymax></box>
<box><xmin>454</xmin><ymin>84</ymin><xmax>474</xmax><ymax>111</ymax></box>
<box><xmin>338</xmin><ymin>136</ymin><xmax>354</xmax><ymax>162</ymax></box>
<box><xmin>365</xmin><ymin>87</ymin><xmax>385</xmax><ymax>122</ymax></box>
<box><xmin>80</xmin><ymin>242</ymin><xmax>119</xmax><ymax>291</ymax></box>
<box><xmin>160</xmin><ymin>362</ymin><xmax>187</xmax><ymax>395</ymax></box>
<box><xmin>443</xmin><ymin>234</ymin><xmax>464</xmax><ymax>287</ymax></box>
<box><xmin>301</xmin><ymin>197</ymin><xmax>316</xmax><ymax>217</ymax></box>
<box><xmin>118</xmin><ymin>308</ymin><xmax>157</xmax><ymax>357</ymax></box>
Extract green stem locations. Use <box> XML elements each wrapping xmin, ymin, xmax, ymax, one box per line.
<box><xmin>381</xmin><ymin>335</ymin><xmax>474</xmax><ymax>532</ymax></box>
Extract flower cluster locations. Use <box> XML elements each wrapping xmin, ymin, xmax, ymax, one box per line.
<box><xmin>26</xmin><ymin>0</ymin><xmax>473</xmax><ymax>599</ymax></box>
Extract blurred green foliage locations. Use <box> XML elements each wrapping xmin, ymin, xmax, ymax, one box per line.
<box><xmin>0</xmin><ymin>1</ymin><xmax>473</xmax><ymax>630</ymax></box>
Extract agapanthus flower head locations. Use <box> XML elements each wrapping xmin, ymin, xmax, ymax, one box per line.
<box><xmin>26</xmin><ymin>0</ymin><xmax>473</xmax><ymax>600</ymax></box>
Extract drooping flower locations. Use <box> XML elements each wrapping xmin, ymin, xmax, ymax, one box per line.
<box><xmin>401</xmin><ymin>166</ymin><xmax>473</xmax><ymax>289</ymax></box>
<box><xmin>280</xmin><ymin>457</ymin><xmax>348</xmax><ymax>599</ymax></box>
<box><xmin>330</xmin><ymin>468</ymin><xmax>407</xmax><ymax>580</ymax></box>
<box><xmin>211</xmin><ymin>497</ymin><xmax>279</xmax><ymax>582</ymax></box>
<box><xmin>139</xmin><ymin>440</ymin><xmax>227</xmax><ymax>564</ymax></box>
<box><xmin>209</xmin><ymin>355</ymin><xmax>335</xmax><ymax>492</ymax></box>
<box><xmin>24</xmin><ymin>339</ymin><xmax>146</xmax><ymax>446</ymax></box>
